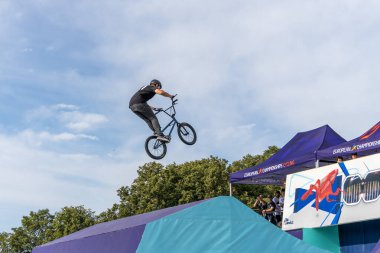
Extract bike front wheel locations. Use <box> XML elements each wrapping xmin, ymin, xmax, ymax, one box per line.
<box><xmin>177</xmin><ymin>122</ymin><xmax>197</xmax><ymax>145</ymax></box>
<box><xmin>145</xmin><ymin>136</ymin><xmax>167</xmax><ymax>160</ymax></box>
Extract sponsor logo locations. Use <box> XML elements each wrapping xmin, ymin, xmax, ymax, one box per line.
<box><xmin>332</xmin><ymin>139</ymin><xmax>380</xmax><ymax>155</ymax></box>
<box><xmin>284</xmin><ymin>218</ymin><xmax>294</xmax><ymax>225</ymax></box>
<box><xmin>243</xmin><ymin>160</ymin><xmax>295</xmax><ymax>178</ymax></box>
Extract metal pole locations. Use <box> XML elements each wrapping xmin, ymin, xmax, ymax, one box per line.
<box><xmin>315</xmin><ymin>159</ymin><xmax>320</xmax><ymax>168</ymax></box>
<box><xmin>229</xmin><ymin>183</ymin><xmax>232</xmax><ymax>196</ymax></box>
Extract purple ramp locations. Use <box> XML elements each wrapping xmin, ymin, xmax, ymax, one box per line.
<box><xmin>372</xmin><ymin>239</ymin><xmax>380</xmax><ymax>253</ymax></box>
<box><xmin>33</xmin><ymin>199</ymin><xmax>208</xmax><ymax>253</ymax></box>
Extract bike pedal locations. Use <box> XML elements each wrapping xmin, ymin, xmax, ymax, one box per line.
<box><xmin>157</xmin><ymin>136</ymin><xmax>170</xmax><ymax>143</ymax></box>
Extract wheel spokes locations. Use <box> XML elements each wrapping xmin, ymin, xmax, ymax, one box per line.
<box><xmin>150</xmin><ymin>140</ymin><xmax>164</xmax><ymax>156</ymax></box>
<box><xmin>181</xmin><ymin>126</ymin><xmax>194</xmax><ymax>141</ymax></box>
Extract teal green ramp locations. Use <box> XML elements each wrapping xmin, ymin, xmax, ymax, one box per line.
<box><xmin>303</xmin><ymin>226</ymin><xmax>340</xmax><ymax>253</ymax></box>
<box><xmin>137</xmin><ymin>196</ymin><xmax>329</xmax><ymax>253</ymax></box>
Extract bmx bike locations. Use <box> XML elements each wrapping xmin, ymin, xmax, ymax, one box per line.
<box><xmin>145</xmin><ymin>96</ymin><xmax>197</xmax><ymax>160</ymax></box>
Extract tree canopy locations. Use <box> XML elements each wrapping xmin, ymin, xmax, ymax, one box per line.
<box><xmin>0</xmin><ymin>146</ymin><xmax>280</xmax><ymax>252</ymax></box>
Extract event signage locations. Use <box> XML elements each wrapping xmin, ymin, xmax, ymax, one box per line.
<box><xmin>331</xmin><ymin>139</ymin><xmax>380</xmax><ymax>155</ymax></box>
<box><xmin>282</xmin><ymin>153</ymin><xmax>380</xmax><ymax>231</ymax></box>
<box><xmin>243</xmin><ymin>160</ymin><xmax>295</xmax><ymax>178</ymax></box>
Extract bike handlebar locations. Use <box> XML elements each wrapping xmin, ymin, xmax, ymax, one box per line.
<box><xmin>152</xmin><ymin>94</ymin><xmax>178</xmax><ymax>114</ymax></box>
<box><xmin>154</xmin><ymin>95</ymin><xmax>178</xmax><ymax>116</ymax></box>
<box><xmin>171</xmin><ymin>94</ymin><xmax>178</xmax><ymax>105</ymax></box>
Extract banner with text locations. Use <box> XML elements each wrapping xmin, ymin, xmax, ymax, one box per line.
<box><xmin>282</xmin><ymin>153</ymin><xmax>380</xmax><ymax>231</ymax></box>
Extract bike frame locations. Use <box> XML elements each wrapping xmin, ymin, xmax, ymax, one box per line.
<box><xmin>146</xmin><ymin>97</ymin><xmax>195</xmax><ymax>159</ymax></box>
<box><xmin>154</xmin><ymin>99</ymin><xmax>180</xmax><ymax>138</ymax></box>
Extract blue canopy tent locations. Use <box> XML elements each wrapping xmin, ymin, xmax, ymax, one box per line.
<box><xmin>317</xmin><ymin>121</ymin><xmax>380</xmax><ymax>161</ymax></box>
<box><xmin>229</xmin><ymin>125</ymin><xmax>346</xmax><ymax>185</ymax></box>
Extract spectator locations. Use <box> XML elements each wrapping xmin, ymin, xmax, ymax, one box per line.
<box><xmin>253</xmin><ymin>194</ymin><xmax>267</xmax><ymax>214</ymax></box>
<box><xmin>351</xmin><ymin>153</ymin><xmax>358</xmax><ymax>159</ymax></box>
<box><xmin>272</xmin><ymin>191</ymin><xmax>282</xmax><ymax>225</ymax></box>
<box><xmin>262</xmin><ymin>194</ymin><xmax>277</xmax><ymax>225</ymax></box>
<box><xmin>278</xmin><ymin>189</ymin><xmax>285</xmax><ymax>227</ymax></box>
<box><xmin>337</xmin><ymin>156</ymin><xmax>344</xmax><ymax>163</ymax></box>
<box><xmin>279</xmin><ymin>189</ymin><xmax>285</xmax><ymax>211</ymax></box>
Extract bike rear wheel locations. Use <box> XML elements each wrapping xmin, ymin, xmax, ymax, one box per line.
<box><xmin>177</xmin><ymin>122</ymin><xmax>197</xmax><ymax>145</ymax></box>
<box><xmin>145</xmin><ymin>136</ymin><xmax>167</xmax><ymax>160</ymax></box>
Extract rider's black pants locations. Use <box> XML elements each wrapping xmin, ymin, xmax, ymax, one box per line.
<box><xmin>129</xmin><ymin>103</ymin><xmax>162</xmax><ymax>135</ymax></box>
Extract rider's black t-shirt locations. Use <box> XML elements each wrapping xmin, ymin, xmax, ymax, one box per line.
<box><xmin>129</xmin><ymin>85</ymin><xmax>157</xmax><ymax>106</ymax></box>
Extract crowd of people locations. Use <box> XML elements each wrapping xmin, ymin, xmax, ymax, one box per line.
<box><xmin>337</xmin><ymin>152</ymin><xmax>358</xmax><ymax>163</ymax></box>
<box><xmin>253</xmin><ymin>189</ymin><xmax>285</xmax><ymax>227</ymax></box>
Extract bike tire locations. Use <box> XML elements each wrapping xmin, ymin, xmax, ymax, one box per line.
<box><xmin>145</xmin><ymin>136</ymin><xmax>167</xmax><ymax>160</ymax></box>
<box><xmin>177</xmin><ymin>122</ymin><xmax>197</xmax><ymax>145</ymax></box>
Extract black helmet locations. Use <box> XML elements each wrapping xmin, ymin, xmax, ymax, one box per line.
<box><xmin>150</xmin><ymin>79</ymin><xmax>162</xmax><ymax>89</ymax></box>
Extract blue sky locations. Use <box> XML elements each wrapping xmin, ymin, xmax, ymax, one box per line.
<box><xmin>1</xmin><ymin>0</ymin><xmax>380</xmax><ymax>232</ymax></box>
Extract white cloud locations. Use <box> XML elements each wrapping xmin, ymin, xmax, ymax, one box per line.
<box><xmin>0</xmin><ymin>131</ymin><xmax>140</xmax><ymax>230</ymax></box>
<box><xmin>60</xmin><ymin>111</ymin><xmax>108</xmax><ymax>131</ymax></box>
<box><xmin>17</xmin><ymin>129</ymin><xmax>97</xmax><ymax>146</ymax></box>
<box><xmin>86</xmin><ymin>0</ymin><xmax>380</xmax><ymax>152</ymax></box>
<box><xmin>46</xmin><ymin>45</ymin><xmax>56</xmax><ymax>52</ymax></box>
<box><xmin>26</xmin><ymin>104</ymin><xmax>108</xmax><ymax>132</ymax></box>
<box><xmin>29</xmin><ymin>0</ymin><xmax>376</xmax><ymax>146</ymax></box>
<box><xmin>26</xmin><ymin>104</ymin><xmax>78</xmax><ymax>122</ymax></box>
<box><xmin>52</xmin><ymin>103</ymin><xmax>80</xmax><ymax>111</ymax></box>
<box><xmin>208</xmin><ymin>123</ymin><xmax>257</xmax><ymax>142</ymax></box>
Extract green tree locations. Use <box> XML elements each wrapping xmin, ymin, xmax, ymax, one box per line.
<box><xmin>0</xmin><ymin>232</ymin><xmax>11</xmax><ymax>253</ymax></box>
<box><xmin>96</xmin><ymin>203</ymin><xmax>121</xmax><ymax>223</ymax></box>
<box><xmin>52</xmin><ymin>206</ymin><xmax>95</xmax><ymax>239</ymax></box>
<box><xmin>97</xmin><ymin>186</ymin><xmax>135</xmax><ymax>223</ymax></box>
<box><xmin>98</xmin><ymin>148</ymin><xmax>280</xmax><ymax>221</ymax></box>
<box><xmin>99</xmin><ymin>157</ymin><xmax>230</xmax><ymax>220</ymax></box>
<box><xmin>7</xmin><ymin>209</ymin><xmax>54</xmax><ymax>253</ymax></box>
<box><xmin>229</xmin><ymin>146</ymin><xmax>281</xmax><ymax>208</ymax></box>
<box><xmin>124</xmin><ymin>162</ymin><xmax>170</xmax><ymax>214</ymax></box>
<box><xmin>2</xmin><ymin>145</ymin><xmax>283</xmax><ymax>251</ymax></box>
<box><xmin>176</xmin><ymin>156</ymin><xmax>229</xmax><ymax>203</ymax></box>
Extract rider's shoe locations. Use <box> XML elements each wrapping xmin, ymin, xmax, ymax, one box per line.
<box><xmin>157</xmin><ymin>135</ymin><xmax>170</xmax><ymax>143</ymax></box>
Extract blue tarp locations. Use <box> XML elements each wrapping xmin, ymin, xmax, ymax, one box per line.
<box><xmin>137</xmin><ymin>197</ymin><xmax>328</xmax><ymax>253</ymax></box>
<box><xmin>230</xmin><ymin>125</ymin><xmax>346</xmax><ymax>185</ymax></box>
<box><xmin>33</xmin><ymin>197</ymin><xmax>329</xmax><ymax>253</ymax></box>
<box><xmin>285</xmin><ymin>219</ymin><xmax>380</xmax><ymax>253</ymax></box>
<box><xmin>339</xmin><ymin>219</ymin><xmax>380</xmax><ymax>253</ymax></box>
<box><xmin>317</xmin><ymin>121</ymin><xmax>380</xmax><ymax>161</ymax></box>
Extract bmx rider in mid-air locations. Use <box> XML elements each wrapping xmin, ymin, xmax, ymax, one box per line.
<box><xmin>129</xmin><ymin>79</ymin><xmax>174</xmax><ymax>142</ymax></box>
